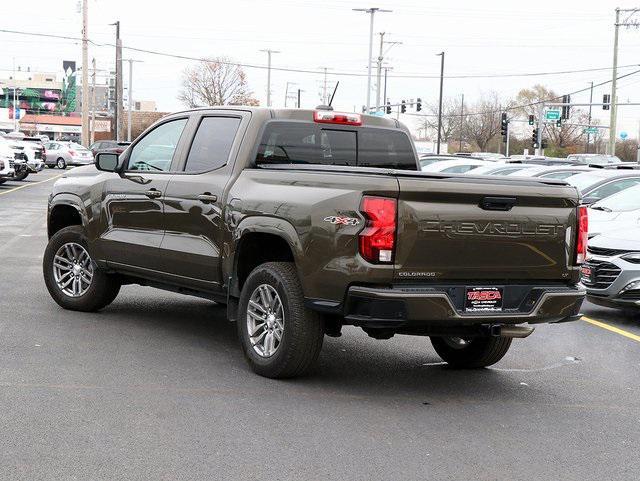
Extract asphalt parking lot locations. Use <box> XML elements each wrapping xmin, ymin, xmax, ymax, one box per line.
<box><xmin>1</xmin><ymin>169</ymin><xmax>639</xmax><ymax>481</ymax></box>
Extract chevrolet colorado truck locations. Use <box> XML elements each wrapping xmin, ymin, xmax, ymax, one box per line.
<box><xmin>43</xmin><ymin>107</ymin><xmax>587</xmax><ymax>378</ymax></box>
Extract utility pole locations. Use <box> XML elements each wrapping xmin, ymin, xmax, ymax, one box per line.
<box><xmin>586</xmin><ymin>81</ymin><xmax>594</xmax><ymax>153</ymax></box>
<box><xmin>353</xmin><ymin>7</ymin><xmax>391</xmax><ymax>112</ymax></box>
<box><xmin>536</xmin><ymin>102</ymin><xmax>545</xmax><ymax>156</ymax></box>
<box><xmin>81</xmin><ymin>0</ymin><xmax>89</xmax><ymax>147</ymax></box>
<box><xmin>260</xmin><ymin>49</ymin><xmax>280</xmax><ymax>107</ymax></box>
<box><xmin>459</xmin><ymin>93</ymin><xmax>464</xmax><ymax>152</ymax></box>
<box><xmin>125</xmin><ymin>59</ymin><xmax>143</xmax><ymax>141</ymax></box>
<box><xmin>318</xmin><ymin>67</ymin><xmax>332</xmax><ymax>105</ymax></box>
<box><xmin>375</xmin><ymin>32</ymin><xmax>385</xmax><ymax>111</ymax></box>
<box><xmin>608</xmin><ymin>7</ymin><xmax>640</xmax><ymax>154</ymax></box>
<box><xmin>436</xmin><ymin>51</ymin><xmax>445</xmax><ymax>154</ymax></box>
<box><xmin>297</xmin><ymin>89</ymin><xmax>302</xmax><ymax>108</ymax></box>
<box><xmin>110</xmin><ymin>21</ymin><xmax>122</xmax><ymax>141</ymax></box>
<box><xmin>90</xmin><ymin>57</ymin><xmax>96</xmax><ymax>145</ymax></box>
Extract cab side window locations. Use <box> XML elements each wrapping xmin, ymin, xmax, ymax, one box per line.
<box><xmin>184</xmin><ymin>117</ymin><xmax>241</xmax><ymax>172</ymax></box>
<box><xmin>127</xmin><ymin>118</ymin><xmax>188</xmax><ymax>172</ymax></box>
<box><xmin>589</xmin><ymin>178</ymin><xmax>640</xmax><ymax>200</ymax></box>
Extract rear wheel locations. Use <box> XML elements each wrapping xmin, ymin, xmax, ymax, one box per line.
<box><xmin>56</xmin><ymin>158</ymin><xmax>66</xmax><ymax>169</ymax></box>
<box><xmin>43</xmin><ymin>225</ymin><xmax>121</xmax><ymax>312</ymax></box>
<box><xmin>430</xmin><ymin>335</ymin><xmax>512</xmax><ymax>368</ymax></box>
<box><xmin>13</xmin><ymin>170</ymin><xmax>28</xmax><ymax>181</ymax></box>
<box><xmin>237</xmin><ymin>262</ymin><xmax>324</xmax><ymax>378</ymax></box>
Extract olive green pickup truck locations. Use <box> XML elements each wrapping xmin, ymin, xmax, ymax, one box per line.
<box><xmin>43</xmin><ymin>107</ymin><xmax>587</xmax><ymax>378</ymax></box>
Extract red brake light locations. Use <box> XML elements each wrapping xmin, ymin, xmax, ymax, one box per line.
<box><xmin>359</xmin><ymin>196</ymin><xmax>397</xmax><ymax>263</ymax></box>
<box><xmin>313</xmin><ymin>110</ymin><xmax>362</xmax><ymax>126</ymax></box>
<box><xmin>576</xmin><ymin>205</ymin><xmax>588</xmax><ymax>264</ymax></box>
<box><xmin>68</xmin><ymin>149</ymin><xmax>77</xmax><ymax>156</ymax></box>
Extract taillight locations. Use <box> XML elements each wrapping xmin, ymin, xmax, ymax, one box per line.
<box><xmin>359</xmin><ymin>196</ymin><xmax>397</xmax><ymax>263</ymax></box>
<box><xmin>313</xmin><ymin>110</ymin><xmax>362</xmax><ymax>126</ymax></box>
<box><xmin>576</xmin><ymin>205</ymin><xmax>588</xmax><ymax>264</ymax></box>
<box><xmin>68</xmin><ymin>150</ymin><xmax>77</xmax><ymax>156</ymax></box>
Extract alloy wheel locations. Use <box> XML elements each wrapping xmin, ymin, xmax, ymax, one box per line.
<box><xmin>52</xmin><ymin>242</ymin><xmax>94</xmax><ymax>297</ymax></box>
<box><xmin>246</xmin><ymin>284</ymin><xmax>284</xmax><ymax>358</ymax></box>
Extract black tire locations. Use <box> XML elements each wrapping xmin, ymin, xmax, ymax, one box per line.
<box><xmin>430</xmin><ymin>335</ymin><xmax>512</xmax><ymax>369</ymax></box>
<box><xmin>56</xmin><ymin>158</ymin><xmax>66</xmax><ymax>169</ymax></box>
<box><xmin>14</xmin><ymin>171</ymin><xmax>28</xmax><ymax>181</ymax></box>
<box><xmin>0</xmin><ymin>178</ymin><xmax>6</xmax><ymax>185</ymax></box>
<box><xmin>46</xmin><ymin>164</ymin><xmax>54</xmax><ymax>169</ymax></box>
<box><xmin>43</xmin><ymin>225</ymin><xmax>121</xmax><ymax>312</ymax></box>
<box><xmin>237</xmin><ymin>262</ymin><xmax>324</xmax><ymax>379</ymax></box>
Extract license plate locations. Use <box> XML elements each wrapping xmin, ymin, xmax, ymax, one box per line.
<box><xmin>581</xmin><ymin>266</ymin><xmax>593</xmax><ymax>283</ymax></box>
<box><xmin>465</xmin><ymin>287</ymin><xmax>503</xmax><ymax>312</ymax></box>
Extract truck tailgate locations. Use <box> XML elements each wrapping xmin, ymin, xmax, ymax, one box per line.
<box><xmin>394</xmin><ymin>176</ymin><xmax>579</xmax><ymax>281</ymax></box>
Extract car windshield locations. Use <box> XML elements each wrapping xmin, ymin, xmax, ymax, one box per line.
<box><xmin>592</xmin><ymin>184</ymin><xmax>640</xmax><ymax>212</ymax></box>
<box><xmin>69</xmin><ymin>142</ymin><xmax>89</xmax><ymax>151</ymax></box>
<box><xmin>565</xmin><ymin>172</ymin><xmax>609</xmax><ymax>192</ymax></box>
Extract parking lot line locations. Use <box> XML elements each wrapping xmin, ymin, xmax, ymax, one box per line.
<box><xmin>582</xmin><ymin>316</ymin><xmax>640</xmax><ymax>343</ymax></box>
<box><xmin>0</xmin><ymin>174</ymin><xmax>61</xmax><ymax>196</ymax></box>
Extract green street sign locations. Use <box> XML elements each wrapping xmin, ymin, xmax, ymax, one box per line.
<box><xmin>583</xmin><ymin>127</ymin><xmax>598</xmax><ymax>134</ymax></box>
<box><xmin>545</xmin><ymin>109</ymin><xmax>561</xmax><ymax>120</ymax></box>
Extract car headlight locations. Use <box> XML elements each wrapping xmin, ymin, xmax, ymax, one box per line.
<box><xmin>621</xmin><ymin>252</ymin><xmax>640</xmax><ymax>264</ymax></box>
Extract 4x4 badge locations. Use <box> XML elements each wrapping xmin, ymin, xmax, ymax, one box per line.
<box><xmin>323</xmin><ymin>216</ymin><xmax>360</xmax><ymax>226</ymax></box>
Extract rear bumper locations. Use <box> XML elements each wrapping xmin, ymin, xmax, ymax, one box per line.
<box><xmin>343</xmin><ymin>284</ymin><xmax>585</xmax><ymax>327</ymax></box>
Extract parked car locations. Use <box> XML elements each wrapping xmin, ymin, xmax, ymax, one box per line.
<box><xmin>0</xmin><ymin>142</ymin><xmax>15</xmax><ymax>184</ymax></box>
<box><xmin>587</xmin><ymin>184</ymin><xmax>640</xmax><ymax>237</ymax></box>
<box><xmin>470</xmin><ymin>152</ymin><xmax>506</xmax><ymax>161</ymax></box>
<box><xmin>581</xmin><ymin>227</ymin><xmax>640</xmax><ymax>310</ymax></box>
<box><xmin>421</xmin><ymin>158</ymin><xmax>490</xmax><ymax>173</ymax></box>
<box><xmin>89</xmin><ymin>140</ymin><xmax>131</xmax><ymax>157</ymax></box>
<box><xmin>466</xmin><ymin>163</ymin><xmax>539</xmax><ymax>176</ymax></box>
<box><xmin>507</xmin><ymin>165</ymin><xmax>593</xmax><ymax>180</ymax></box>
<box><xmin>507</xmin><ymin>156</ymin><xmax>572</xmax><ymax>166</ymax></box>
<box><xmin>43</xmin><ymin>106</ymin><xmax>585</xmax><ymax>378</ymax></box>
<box><xmin>419</xmin><ymin>154</ymin><xmax>483</xmax><ymax>169</ymax></box>
<box><xmin>44</xmin><ymin>141</ymin><xmax>95</xmax><ymax>169</ymax></box>
<box><xmin>566</xmin><ymin>154</ymin><xmax>622</xmax><ymax>166</ymax></box>
<box><xmin>2</xmin><ymin>133</ymin><xmax>45</xmax><ymax>180</ymax></box>
<box><xmin>564</xmin><ymin>170</ymin><xmax>640</xmax><ymax>204</ymax></box>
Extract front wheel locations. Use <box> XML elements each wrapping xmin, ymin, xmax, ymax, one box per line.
<box><xmin>56</xmin><ymin>158</ymin><xmax>66</xmax><ymax>169</ymax></box>
<box><xmin>430</xmin><ymin>335</ymin><xmax>512</xmax><ymax>369</ymax></box>
<box><xmin>14</xmin><ymin>170</ymin><xmax>28</xmax><ymax>181</ymax></box>
<box><xmin>237</xmin><ymin>262</ymin><xmax>324</xmax><ymax>378</ymax></box>
<box><xmin>43</xmin><ymin>225</ymin><xmax>121</xmax><ymax>312</ymax></box>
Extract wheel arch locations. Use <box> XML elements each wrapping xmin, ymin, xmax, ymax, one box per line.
<box><xmin>228</xmin><ymin>216</ymin><xmax>304</xmax><ymax>299</ymax></box>
<box><xmin>48</xmin><ymin>194</ymin><xmax>87</xmax><ymax>239</ymax></box>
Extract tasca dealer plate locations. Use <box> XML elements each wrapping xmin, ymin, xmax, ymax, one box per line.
<box><xmin>464</xmin><ymin>287</ymin><xmax>504</xmax><ymax>312</ymax></box>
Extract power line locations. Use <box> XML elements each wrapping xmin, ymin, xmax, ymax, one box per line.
<box><xmin>1</xmin><ymin>28</ymin><xmax>639</xmax><ymax>80</ymax></box>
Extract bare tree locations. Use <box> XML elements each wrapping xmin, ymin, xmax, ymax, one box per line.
<box><xmin>418</xmin><ymin>97</ymin><xmax>463</xmax><ymax>143</ymax></box>
<box><xmin>464</xmin><ymin>92</ymin><xmax>503</xmax><ymax>152</ymax></box>
<box><xmin>178</xmin><ymin>57</ymin><xmax>259</xmax><ymax>107</ymax></box>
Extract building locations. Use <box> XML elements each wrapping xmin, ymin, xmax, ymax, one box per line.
<box><xmin>134</xmin><ymin>100</ymin><xmax>157</xmax><ymax>112</ymax></box>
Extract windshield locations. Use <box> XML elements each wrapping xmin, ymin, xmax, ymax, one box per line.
<box><xmin>592</xmin><ymin>184</ymin><xmax>640</xmax><ymax>212</ymax></box>
<box><xmin>69</xmin><ymin>142</ymin><xmax>89</xmax><ymax>151</ymax></box>
<box><xmin>565</xmin><ymin>172</ymin><xmax>608</xmax><ymax>192</ymax></box>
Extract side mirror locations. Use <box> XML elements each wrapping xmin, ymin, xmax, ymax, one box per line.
<box><xmin>95</xmin><ymin>152</ymin><xmax>119</xmax><ymax>172</ymax></box>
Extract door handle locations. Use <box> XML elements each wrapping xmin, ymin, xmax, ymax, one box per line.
<box><xmin>479</xmin><ymin>196</ymin><xmax>517</xmax><ymax>211</ymax></box>
<box><xmin>144</xmin><ymin>188</ymin><xmax>162</xmax><ymax>199</ymax></box>
<box><xmin>197</xmin><ymin>193</ymin><xmax>218</xmax><ymax>204</ymax></box>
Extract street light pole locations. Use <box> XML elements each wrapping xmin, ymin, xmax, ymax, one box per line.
<box><xmin>436</xmin><ymin>52</ymin><xmax>445</xmax><ymax>154</ymax></box>
<box><xmin>353</xmin><ymin>7</ymin><xmax>391</xmax><ymax>112</ymax></box>
<box><xmin>586</xmin><ymin>81</ymin><xmax>594</xmax><ymax>153</ymax></box>
<box><xmin>124</xmin><ymin>59</ymin><xmax>143</xmax><ymax>141</ymax></box>
<box><xmin>609</xmin><ymin>8</ymin><xmax>620</xmax><ymax>155</ymax></box>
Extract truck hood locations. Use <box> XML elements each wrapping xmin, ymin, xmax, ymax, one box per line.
<box><xmin>61</xmin><ymin>164</ymin><xmax>100</xmax><ymax>177</ymax></box>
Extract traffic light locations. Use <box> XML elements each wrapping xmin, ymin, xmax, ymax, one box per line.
<box><xmin>603</xmin><ymin>94</ymin><xmax>611</xmax><ymax>110</ymax></box>
<box><xmin>532</xmin><ymin>128</ymin><xmax>539</xmax><ymax>148</ymax></box>
<box><xmin>556</xmin><ymin>119</ymin><xmax>562</xmax><ymax>127</ymax></box>
<box><xmin>386</xmin><ymin>102</ymin><xmax>392</xmax><ymax>114</ymax></box>
<box><xmin>500</xmin><ymin>112</ymin><xmax>508</xmax><ymax>142</ymax></box>
<box><xmin>528</xmin><ymin>114</ymin><xmax>535</xmax><ymax>126</ymax></box>
<box><xmin>561</xmin><ymin>94</ymin><xmax>571</xmax><ymax>120</ymax></box>
<box><xmin>541</xmin><ymin>139</ymin><xmax>548</xmax><ymax>149</ymax></box>
<box><xmin>401</xmin><ymin>100</ymin><xmax>406</xmax><ymax>114</ymax></box>
<box><xmin>416</xmin><ymin>98</ymin><xmax>422</xmax><ymax>112</ymax></box>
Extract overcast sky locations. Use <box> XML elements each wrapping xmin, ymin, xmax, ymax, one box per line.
<box><xmin>2</xmin><ymin>0</ymin><xmax>639</xmax><ymax>138</ymax></box>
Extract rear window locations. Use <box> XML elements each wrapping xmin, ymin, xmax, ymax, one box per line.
<box><xmin>255</xmin><ymin>121</ymin><xmax>417</xmax><ymax>170</ymax></box>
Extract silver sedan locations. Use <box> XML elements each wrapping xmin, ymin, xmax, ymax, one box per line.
<box><xmin>44</xmin><ymin>142</ymin><xmax>95</xmax><ymax>169</ymax></box>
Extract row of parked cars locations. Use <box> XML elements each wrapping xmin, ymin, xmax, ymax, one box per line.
<box><xmin>0</xmin><ymin>132</ymin><xmax>130</xmax><ymax>184</ymax></box>
<box><xmin>419</xmin><ymin>152</ymin><xmax>640</xmax><ymax>311</ymax></box>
